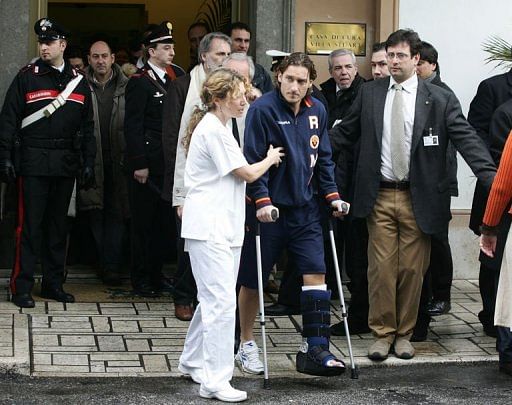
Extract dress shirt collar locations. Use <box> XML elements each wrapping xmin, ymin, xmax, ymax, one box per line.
<box><xmin>147</xmin><ymin>60</ymin><xmax>166</xmax><ymax>82</ymax></box>
<box><xmin>388</xmin><ymin>73</ymin><xmax>418</xmax><ymax>94</ymax></box>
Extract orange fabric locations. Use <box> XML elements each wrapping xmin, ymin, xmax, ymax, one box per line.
<box><xmin>165</xmin><ymin>66</ymin><xmax>176</xmax><ymax>81</ymax></box>
<box><xmin>483</xmin><ymin>130</ymin><xmax>512</xmax><ymax>227</ymax></box>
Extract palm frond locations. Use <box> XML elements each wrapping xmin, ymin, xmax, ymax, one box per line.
<box><xmin>482</xmin><ymin>35</ymin><xmax>512</xmax><ymax>69</ymax></box>
<box><xmin>195</xmin><ymin>0</ymin><xmax>232</xmax><ymax>33</ymax></box>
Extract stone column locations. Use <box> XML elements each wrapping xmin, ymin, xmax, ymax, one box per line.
<box><xmin>0</xmin><ymin>0</ymin><xmax>33</xmax><ymax>102</ymax></box>
<box><xmin>251</xmin><ymin>0</ymin><xmax>295</xmax><ymax>71</ymax></box>
<box><xmin>0</xmin><ymin>0</ymin><xmax>32</xmax><ymax>269</ymax></box>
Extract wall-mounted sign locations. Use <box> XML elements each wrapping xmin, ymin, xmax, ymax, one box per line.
<box><xmin>305</xmin><ymin>22</ymin><xmax>366</xmax><ymax>56</ymax></box>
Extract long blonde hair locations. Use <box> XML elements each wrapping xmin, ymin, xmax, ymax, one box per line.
<box><xmin>183</xmin><ymin>68</ymin><xmax>251</xmax><ymax>153</ymax></box>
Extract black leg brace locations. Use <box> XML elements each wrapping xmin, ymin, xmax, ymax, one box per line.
<box><xmin>296</xmin><ymin>289</ymin><xmax>345</xmax><ymax>377</ymax></box>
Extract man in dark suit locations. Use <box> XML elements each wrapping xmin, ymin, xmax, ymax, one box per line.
<box><xmin>329</xmin><ymin>29</ymin><xmax>496</xmax><ymax>361</ymax></box>
<box><xmin>468</xmin><ymin>67</ymin><xmax>512</xmax><ymax>337</ymax></box>
<box><xmin>320</xmin><ymin>49</ymin><xmax>366</xmax><ymax>128</ymax></box>
<box><xmin>318</xmin><ymin>49</ymin><xmax>369</xmax><ymax>335</ymax></box>
<box><xmin>124</xmin><ymin>22</ymin><xmax>180</xmax><ymax>297</ymax></box>
<box><xmin>161</xmin><ymin>32</ymin><xmax>231</xmax><ymax>320</ymax></box>
<box><xmin>412</xmin><ymin>41</ymin><xmax>459</xmax><ymax>341</ymax></box>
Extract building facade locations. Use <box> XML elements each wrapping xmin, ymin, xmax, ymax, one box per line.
<box><xmin>1</xmin><ymin>0</ymin><xmax>511</xmax><ymax>276</ymax></box>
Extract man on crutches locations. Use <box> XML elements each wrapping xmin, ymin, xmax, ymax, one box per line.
<box><xmin>237</xmin><ymin>52</ymin><xmax>349</xmax><ymax>377</ymax></box>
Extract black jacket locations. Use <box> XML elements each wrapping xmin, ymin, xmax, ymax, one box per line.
<box><xmin>429</xmin><ymin>73</ymin><xmax>458</xmax><ymax>197</ymax></box>
<box><xmin>252</xmin><ymin>63</ymin><xmax>273</xmax><ymax>94</ymax></box>
<box><xmin>124</xmin><ymin>63</ymin><xmax>173</xmax><ymax>176</ymax></box>
<box><xmin>468</xmin><ymin>68</ymin><xmax>512</xmax><ymax>234</ymax></box>
<box><xmin>0</xmin><ymin>59</ymin><xmax>95</xmax><ymax>177</ymax></box>
<box><xmin>320</xmin><ymin>74</ymin><xmax>366</xmax><ymax>129</ymax></box>
<box><xmin>320</xmin><ymin>74</ymin><xmax>365</xmax><ymax>198</ymax></box>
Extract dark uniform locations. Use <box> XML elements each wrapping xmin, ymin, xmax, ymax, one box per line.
<box><xmin>124</xmin><ymin>22</ymin><xmax>183</xmax><ymax>296</ymax></box>
<box><xmin>0</xmin><ymin>18</ymin><xmax>95</xmax><ymax>307</ymax></box>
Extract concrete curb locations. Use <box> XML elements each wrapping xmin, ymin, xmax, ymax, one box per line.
<box><xmin>0</xmin><ymin>314</ymin><xmax>30</xmax><ymax>376</ymax></box>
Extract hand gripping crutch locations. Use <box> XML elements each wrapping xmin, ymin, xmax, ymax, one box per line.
<box><xmin>255</xmin><ymin>208</ymin><xmax>278</xmax><ymax>389</ymax></box>
<box><xmin>329</xmin><ymin>202</ymin><xmax>359</xmax><ymax>379</ymax></box>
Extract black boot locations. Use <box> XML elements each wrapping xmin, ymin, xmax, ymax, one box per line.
<box><xmin>11</xmin><ymin>293</ymin><xmax>35</xmax><ymax>308</ymax></box>
<box><xmin>296</xmin><ymin>289</ymin><xmax>345</xmax><ymax>377</ymax></box>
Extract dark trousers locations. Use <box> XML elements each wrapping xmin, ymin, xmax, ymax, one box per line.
<box><xmin>429</xmin><ymin>224</ymin><xmax>453</xmax><ymax>302</ymax></box>
<box><xmin>498</xmin><ymin>327</ymin><xmax>512</xmax><ymax>364</ymax></box>
<box><xmin>416</xmin><ymin>267</ymin><xmax>433</xmax><ymax>330</ymax></box>
<box><xmin>478</xmin><ymin>214</ymin><xmax>512</xmax><ymax>327</ymax></box>
<box><xmin>172</xmin><ymin>213</ymin><xmax>197</xmax><ymax>305</ymax></box>
<box><xmin>86</xmin><ymin>165</ymin><xmax>125</xmax><ymax>271</ymax></box>
<box><xmin>128</xmin><ymin>175</ymin><xmax>171</xmax><ymax>288</ymax></box>
<box><xmin>341</xmin><ymin>217</ymin><xmax>369</xmax><ymax>323</ymax></box>
<box><xmin>10</xmin><ymin>176</ymin><xmax>75</xmax><ymax>295</ymax></box>
<box><xmin>275</xmin><ymin>210</ymin><xmax>369</xmax><ymax>318</ymax></box>
<box><xmin>416</xmin><ymin>223</ymin><xmax>453</xmax><ymax>330</ymax></box>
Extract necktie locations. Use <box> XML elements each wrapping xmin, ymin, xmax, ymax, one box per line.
<box><xmin>390</xmin><ymin>83</ymin><xmax>408</xmax><ymax>180</ymax></box>
<box><xmin>232</xmin><ymin>118</ymin><xmax>240</xmax><ymax>146</ymax></box>
<box><xmin>336</xmin><ymin>89</ymin><xmax>343</xmax><ymax>102</ymax></box>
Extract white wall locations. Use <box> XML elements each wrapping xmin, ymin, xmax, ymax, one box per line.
<box><xmin>399</xmin><ymin>0</ymin><xmax>512</xmax><ymax>209</ymax></box>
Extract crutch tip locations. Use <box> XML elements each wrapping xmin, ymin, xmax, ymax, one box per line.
<box><xmin>263</xmin><ymin>379</ymin><xmax>271</xmax><ymax>389</ymax></box>
<box><xmin>350</xmin><ymin>367</ymin><xmax>359</xmax><ymax>379</ymax></box>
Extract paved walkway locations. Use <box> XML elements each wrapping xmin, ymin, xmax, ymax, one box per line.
<box><xmin>0</xmin><ymin>278</ymin><xmax>498</xmax><ymax>377</ymax></box>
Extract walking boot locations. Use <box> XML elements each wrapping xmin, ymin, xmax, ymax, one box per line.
<box><xmin>296</xmin><ymin>289</ymin><xmax>345</xmax><ymax>377</ymax></box>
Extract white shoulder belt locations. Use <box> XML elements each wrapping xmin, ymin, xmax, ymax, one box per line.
<box><xmin>21</xmin><ymin>74</ymin><xmax>84</xmax><ymax>129</ymax></box>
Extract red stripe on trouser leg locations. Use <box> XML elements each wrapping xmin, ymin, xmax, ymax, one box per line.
<box><xmin>10</xmin><ymin>177</ymin><xmax>25</xmax><ymax>295</ymax></box>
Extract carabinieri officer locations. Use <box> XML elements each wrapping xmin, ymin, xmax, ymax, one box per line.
<box><xmin>0</xmin><ymin>18</ymin><xmax>96</xmax><ymax>308</ymax></box>
<box><xmin>124</xmin><ymin>21</ymin><xmax>183</xmax><ymax>297</ymax></box>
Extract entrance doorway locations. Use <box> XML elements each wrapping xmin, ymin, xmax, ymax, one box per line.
<box><xmin>47</xmin><ymin>0</ymin><xmax>242</xmax><ymax>72</ymax></box>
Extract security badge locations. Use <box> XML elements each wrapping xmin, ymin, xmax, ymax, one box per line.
<box><xmin>423</xmin><ymin>127</ymin><xmax>439</xmax><ymax>147</ymax></box>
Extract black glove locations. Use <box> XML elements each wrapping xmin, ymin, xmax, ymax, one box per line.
<box><xmin>0</xmin><ymin>159</ymin><xmax>16</xmax><ymax>183</ymax></box>
<box><xmin>80</xmin><ymin>166</ymin><xmax>95</xmax><ymax>190</ymax></box>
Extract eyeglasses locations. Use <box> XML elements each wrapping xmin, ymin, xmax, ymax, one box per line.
<box><xmin>386</xmin><ymin>52</ymin><xmax>410</xmax><ymax>61</ymax></box>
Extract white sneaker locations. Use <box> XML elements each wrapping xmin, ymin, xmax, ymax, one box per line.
<box><xmin>235</xmin><ymin>340</ymin><xmax>264</xmax><ymax>375</ymax></box>
<box><xmin>199</xmin><ymin>385</ymin><xmax>247</xmax><ymax>402</ymax></box>
<box><xmin>177</xmin><ymin>363</ymin><xmax>203</xmax><ymax>384</ymax></box>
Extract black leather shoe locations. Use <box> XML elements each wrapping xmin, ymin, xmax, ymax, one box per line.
<box><xmin>483</xmin><ymin>324</ymin><xmax>498</xmax><ymax>338</ymax></box>
<box><xmin>40</xmin><ymin>287</ymin><xmax>75</xmax><ymax>303</ymax></box>
<box><xmin>499</xmin><ymin>362</ymin><xmax>512</xmax><ymax>376</ymax></box>
<box><xmin>133</xmin><ymin>283</ymin><xmax>159</xmax><ymax>298</ymax></box>
<box><xmin>427</xmin><ymin>300</ymin><xmax>451</xmax><ymax>316</ymax></box>
<box><xmin>264</xmin><ymin>303</ymin><xmax>300</xmax><ymax>316</ymax></box>
<box><xmin>11</xmin><ymin>293</ymin><xmax>35</xmax><ymax>308</ymax></box>
<box><xmin>478</xmin><ymin>311</ymin><xmax>497</xmax><ymax>337</ymax></box>
<box><xmin>153</xmin><ymin>276</ymin><xmax>175</xmax><ymax>293</ymax></box>
<box><xmin>330</xmin><ymin>319</ymin><xmax>371</xmax><ymax>336</ymax></box>
<box><xmin>411</xmin><ymin>313</ymin><xmax>431</xmax><ymax>342</ymax></box>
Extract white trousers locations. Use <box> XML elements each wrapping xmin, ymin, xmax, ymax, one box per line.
<box><xmin>179</xmin><ymin>239</ymin><xmax>241</xmax><ymax>393</ymax></box>
<box><xmin>495</xmin><ymin>230</ymin><xmax>512</xmax><ymax>329</ymax></box>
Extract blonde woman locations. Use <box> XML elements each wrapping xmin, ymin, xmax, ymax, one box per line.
<box><xmin>178</xmin><ymin>68</ymin><xmax>284</xmax><ymax>402</ymax></box>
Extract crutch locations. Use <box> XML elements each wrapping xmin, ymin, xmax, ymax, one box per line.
<box><xmin>255</xmin><ymin>208</ymin><xmax>278</xmax><ymax>389</ymax></box>
<box><xmin>329</xmin><ymin>202</ymin><xmax>359</xmax><ymax>379</ymax></box>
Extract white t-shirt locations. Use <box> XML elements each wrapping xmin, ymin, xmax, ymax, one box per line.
<box><xmin>181</xmin><ymin>112</ymin><xmax>249</xmax><ymax>247</ymax></box>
